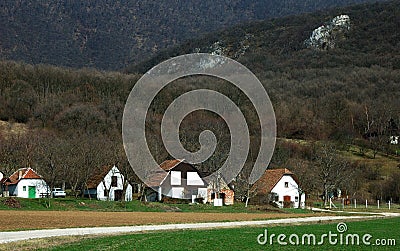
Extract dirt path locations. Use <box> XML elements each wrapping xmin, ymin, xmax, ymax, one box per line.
<box><xmin>0</xmin><ymin>210</ymin><xmax>316</xmax><ymax>231</ymax></box>
<box><xmin>0</xmin><ymin>214</ymin><xmax>390</xmax><ymax>244</ymax></box>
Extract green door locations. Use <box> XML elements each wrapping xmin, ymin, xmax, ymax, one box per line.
<box><xmin>28</xmin><ymin>186</ymin><xmax>36</xmax><ymax>198</ymax></box>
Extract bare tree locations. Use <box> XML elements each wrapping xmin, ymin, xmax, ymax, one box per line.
<box><xmin>314</xmin><ymin>144</ymin><xmax>353</xmax><ymax>207</ymax></box>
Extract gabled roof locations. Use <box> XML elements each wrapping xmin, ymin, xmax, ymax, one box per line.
<box><xmin>160</xmin><ymin>159</ymin><xmax>184</xmax><ymax>171</ymax></box>
<box><xmin>146</xmin><ymin>159</ymin><xmax>184</xmax><ymax>187</ymax></box>
<box><xmin>252</xmin><ymin>168</ymin><xmax>296</xmax><ymax>195</ymax></box>
<box><xmin>146</xmin><ymin>159</ymin><xmax>191</xmax><ymax>187</ymax></box>
<box><xmin>86</xmin><ymin>165</ymin><xmax>118</xmax><ymax>189</ymax></box>
<box><xmin>146</xmin><ymin>170</ymin><xmax>168</xmax><ymax>187</ymax></box>
<box><xmin>3</xmin><ymin>167</ymin><xmax>43</xmax><ymax>185</ymax></box>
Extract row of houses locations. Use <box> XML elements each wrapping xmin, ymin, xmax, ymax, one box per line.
<box><xmin>0</xmin><ymin>159</ymin><xmax>305</xmax><ymax>208</ymax></box>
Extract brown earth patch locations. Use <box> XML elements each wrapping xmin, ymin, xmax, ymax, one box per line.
<box><xmin>0</xmin><ymin>210</ymin><xmax>320</xmax><ymax>231</ymax></box>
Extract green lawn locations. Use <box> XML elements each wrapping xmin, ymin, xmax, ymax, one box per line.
<box><xmin>0</xmin><ymin>197</ymin><xmax>163</xmax><ymax>212</ymax></box>
<box><xmin>0</xmin><ymin>197</ymin><xmax>307</xmax><ymax>214</ymax></box>
<box><xmin>40</xmin><ymin>217</ymin><xmax>399</xmax><ymax>251</ymax></box>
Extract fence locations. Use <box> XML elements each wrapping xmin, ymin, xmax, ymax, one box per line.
<box><xmin>311</xmin><ymin>198</ymin><xmax>398</xmax><ymax>211</ymax></box>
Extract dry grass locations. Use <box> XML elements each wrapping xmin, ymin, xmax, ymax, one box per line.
<box><xmin>0</xmin><ymin>210</ymin><xmax>318</xmax><ymax>231</ymax></box>
<box><xmin>0</xmin><ymin>120</ymin><xmax>28</xmax><ymax>137</ymax></box>
<box><xmin>0</xmin><ymin>235</ymin><xmax>90</xmax><ymax>251</ymax></box>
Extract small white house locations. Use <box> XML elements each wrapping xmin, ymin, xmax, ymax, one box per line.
<box><xmin>84</xmin><ymin>165</ymin><xmax>133</xmax><ymax>201</ymax></box>
<box><xmin>252</xmin><ymin>168</ymin><xmax>306</xmax><ymax>208</ymax></box>
<box><xmin>390</xmin><ymin>136</ymin><xmax>399</xmax><ymax>145</ymax></box>
<box><xmin>3</xmin><ymin>168</ymin><xmax>49</xmax><ymax>198</ymax></box>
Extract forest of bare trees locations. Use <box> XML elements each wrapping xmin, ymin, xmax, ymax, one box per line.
<box><xmin>0</xmin><ymin>60</ymin><xmax>398</xmax><ymax>203</ymax></box>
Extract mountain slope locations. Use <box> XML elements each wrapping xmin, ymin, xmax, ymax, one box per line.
<box><xmin>0</xmin><ymin>0</ymin><xmax>384</xmax><ymax>70</ymax></box>
<box><xmin>127</xmin><ymin>0</ymin><xmax>400</xmax><ymax>140</ymax></box>
<box><xmin>127</xmin><ymin>0</ymin><xmax>400</xmax><ymax>74</ymax></box>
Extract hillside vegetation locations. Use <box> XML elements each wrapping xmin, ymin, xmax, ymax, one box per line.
<box><xmin>0</xmin><ymin>0</ymin><xmax>384</xmax><ymax>70</ymax></box>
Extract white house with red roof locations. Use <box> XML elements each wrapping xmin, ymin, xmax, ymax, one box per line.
<box><xmin>146</xmin><ymin>159</ymin><xmax>208</xmax><ymax>202</ymax></box>
<box><xmin>2</xmin><ymin>168</ymin><xmax>49</xmax><ymax>198</ymax></box>
<box><xmin>146</xmin><ymin>159</ymin><xmax>234</xmax><ymax>205</ymax></box>
<box><xmin>251</xmin><ymin>168</ymin><xmax>305</xmax><ymax>208</ymax></box>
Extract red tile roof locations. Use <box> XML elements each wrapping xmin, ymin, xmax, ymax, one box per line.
<box><xmin>3</xmin><ymin>168</ymin><xmax>43</xmax><ymax>185</ymax></box>
<box><xmin>252</xmin><ymin>168</ymin><xmax>295</xmax><ymax>195</ymax></box>
<box><xmin>160</xmin><ymin>159</ymin><xmax>183</xmax><ymax>171</ymax></box>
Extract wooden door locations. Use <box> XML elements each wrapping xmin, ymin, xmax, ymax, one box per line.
<box><xmin>283</xmin><ymin>195</ymin><xmax>291</xmax><ymax>208</ymax></box>
<box><xmin>114</xmin><ymin>190</ymin><xmax>123</xmax><ymax>201</ymax></box>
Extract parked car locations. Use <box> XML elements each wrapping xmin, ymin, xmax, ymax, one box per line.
<box><xmin>52</xmin><ymin>188</ymin><xmax>66</xmax><ymax>198</ymax></box>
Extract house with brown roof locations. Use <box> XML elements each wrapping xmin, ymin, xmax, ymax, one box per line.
<box><xmin>146</xmin><ymin>159</ymin><xmax>208</xmax><ymax>202</ymax></box>
<box><xmin>2</xmin><ymin>168</ymin><xmax>49</xmax><ymax>198</ymax></box>
<box><xmin>146</xmin><ymin>159</ymin><xmax>235</xmax><ymax>205</ymax></box>
<box><xmin>251</xmin><ymin>168</ymin><xmax>305</xmax><ymax>208</ymax></box>
<box><xmin>83</xmin><ymin>165</ymin><xmax>133</xmax><ymax>201</ymax></box>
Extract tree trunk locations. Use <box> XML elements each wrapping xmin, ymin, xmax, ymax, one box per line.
<box><xmin>298</xmin><ymin>191</ymin><xmax>302</xmax><ymax>209</ymax></box>
<box><xmin>121</xmin><ymin>180</ymin><xmax>129</xmax><ymax>202</ymax></box>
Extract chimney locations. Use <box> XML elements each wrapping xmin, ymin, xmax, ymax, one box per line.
<box><xmin>18</xmin><ymin>170</ymin><xmax>23</xmax><ymax>180</ymax></box>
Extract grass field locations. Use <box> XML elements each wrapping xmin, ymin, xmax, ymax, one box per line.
<box><xmin>0</xmin><ymin>197</ymin><xmax>314</xmax><ymax>214</ymax></box>
<box><xmin>4</xmin><ymin>217</ymin><xmax>397</xmax><ymax>251</ymax></box>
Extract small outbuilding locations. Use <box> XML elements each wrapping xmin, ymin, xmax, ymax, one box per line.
<box><xmin>251</xmin><ymin>168</ymin><xmax>305</xmax><ymax>208</ymax></box>
<box><xmin>84</xmin><ymin>165</ymin><xmax>133</xmax><ymax>201</ymax></box>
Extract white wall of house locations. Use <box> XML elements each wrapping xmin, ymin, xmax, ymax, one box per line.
<box><xmin>15</xmin><ymin>179</ymin><xmax>49</xmax><ymax>198</ymax></box>
<box><xmin>95</xmin><ymin>165</ymin><xmax>132</xmax><ymax>201</ymax></box>
<box><xmin>198</xmin><ymin>188</ymin><xmax>207</xmax><ymax>198</ymax></box>
<box><xmin>271</xmin><ymin>175</ymin><xmax>306</xmax><ymax>208</ymax></box>
<box><xmin>0</xmin><ymin>172</ymin><xmax>3</xmax><ymax>194</ymax></box>
<box><xmin>161</xmin><ymin>171</ymin><xmax>206</xmax><ymax>199</ymax></box>
<box><xmin>171</xmin><ymin>187</ymin><xmax>184</xmax><ymax>198</ymax></box>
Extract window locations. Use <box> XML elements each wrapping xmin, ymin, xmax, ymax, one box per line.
<box><xmin>171</xmin><ymin>171</ymin><xmax>181</xmax><ymax>185</ymax></box>
<box><xmin>284</xmin><ymin>182</ymin><xmax>289</xmax><ymax>188</ymax></box>
<box><xmin>104</xmin><ymin>190</ymin><xmax>108</xmax><ymax>197</ymax></box>
<box><xmin>23</xmin><ymin>186</ymin><xmax>26</xmax><ymax>191</ymax></box>
<box><xmin>111</xmin><ymin>176</ymin><xmax>117</xmax><ymax>187</ymax></box>
<box><xmin>295</xmin><ymin>196</ymin><xmax>299</xmax><ymax>202</ymax></box>
<box><xmin>187</xmin><ymin>172</ymin><xmax>204</xmax><ymax>185</ymax></box>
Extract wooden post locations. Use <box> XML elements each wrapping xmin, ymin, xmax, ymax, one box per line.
<box><xmin>365</xmin><ymin>199</ymin><xmax>368</xmax><ymax>208</ymax></box>
<box><xmin>342</xmin><ymin>198</ymin><xmax>345</xmax><ymax>209</ymax></box>
<box><xmin>377</xmin><ymin>200</ymin><xmax>379</xmax><ymax>209</ymax></box>
<box><xmin>388</xmin><ymin>200</ymin><xmax>391</xmax><ymax>210</ymax></box>
<box><xmin>354</xmin><ymin>199</ymin><xmax>357</xmax><ymax>208</ymax></box>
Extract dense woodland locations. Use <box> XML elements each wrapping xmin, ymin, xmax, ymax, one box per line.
<box><xmin>0</xmin><ymin>0</ymin><xmax>399</xmax><ymax>204</ymax></box>
<box><xmin>0</xmin><ymin>0</ymin><xmax>384</xmax><ymax>70</ymax></box>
